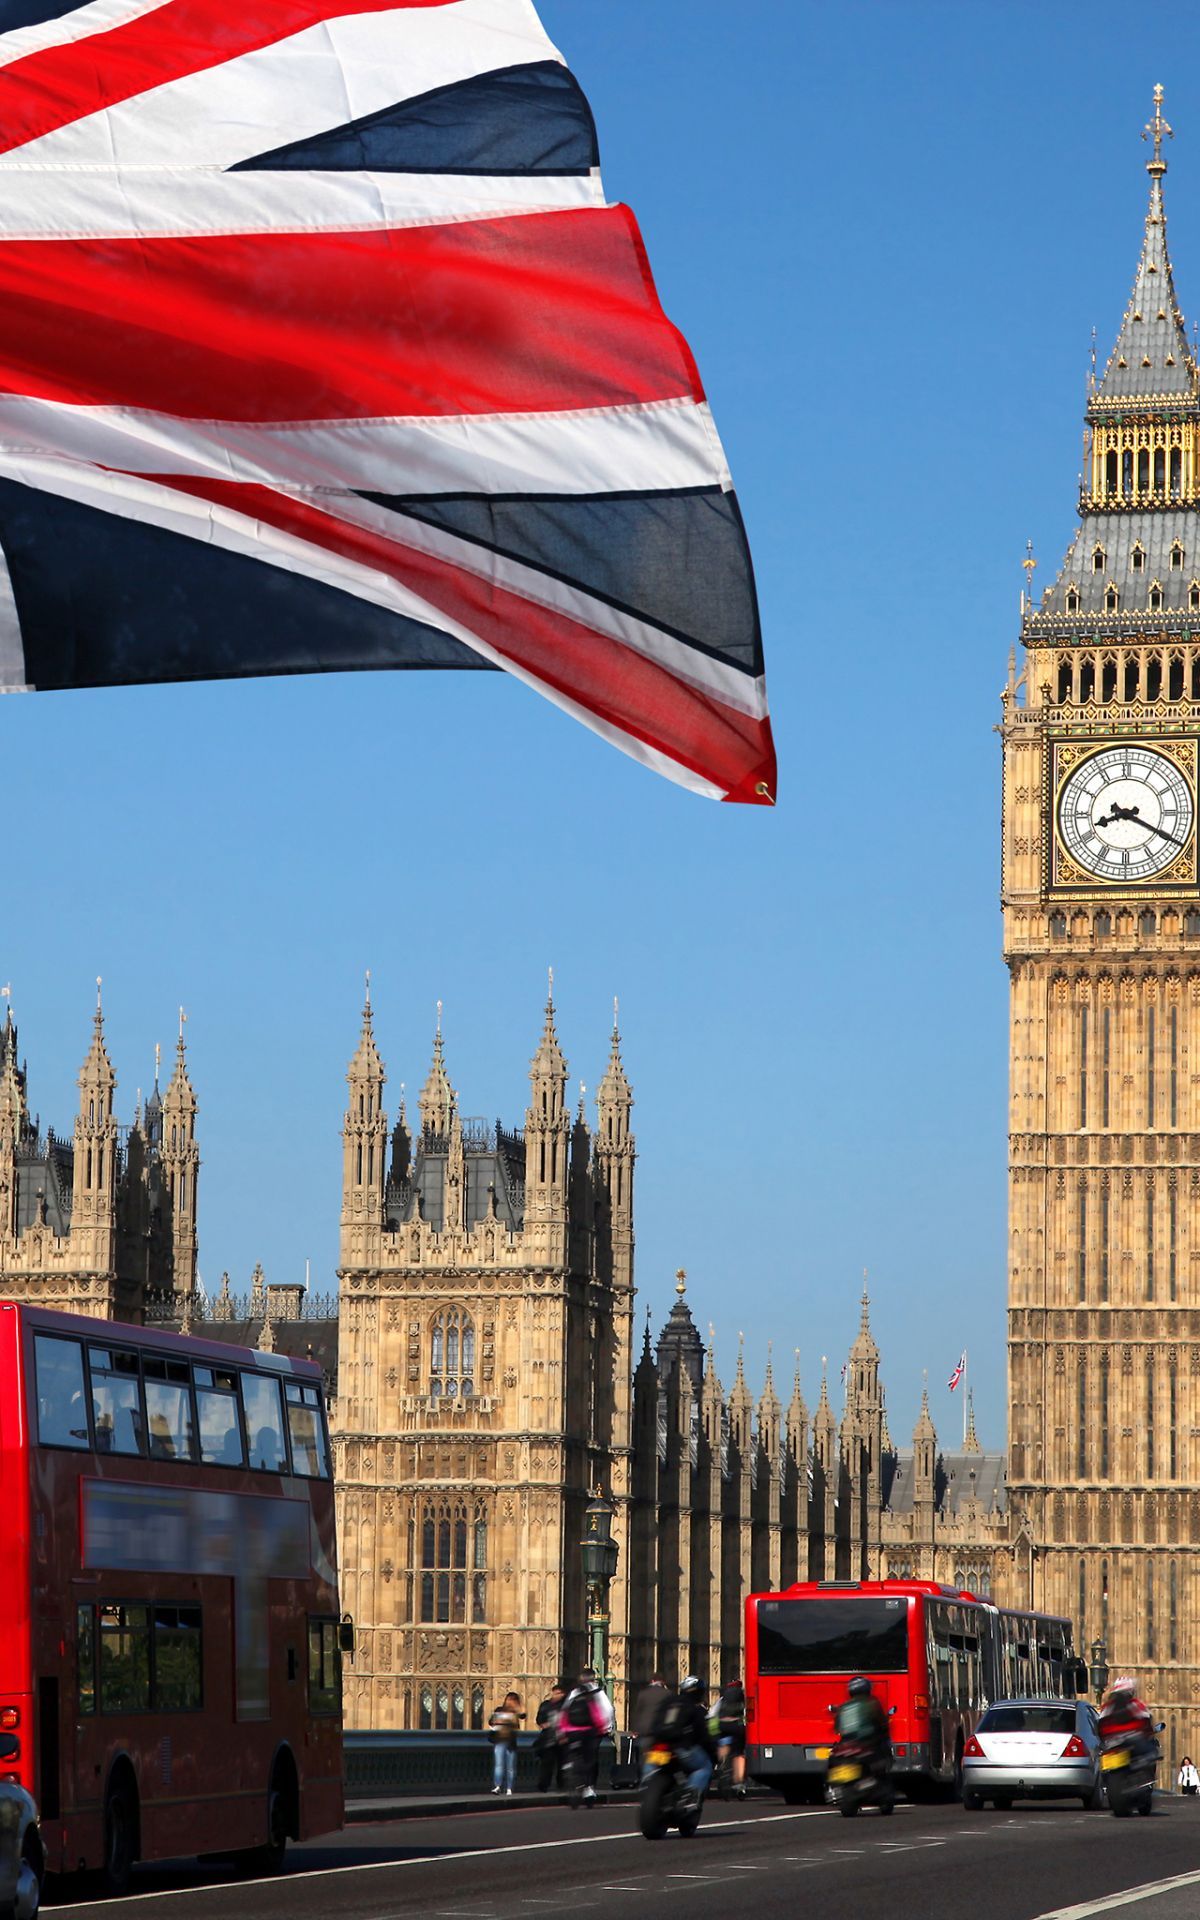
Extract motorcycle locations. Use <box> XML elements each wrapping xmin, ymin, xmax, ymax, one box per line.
<box><xmin>638</xmin><ymin>1742</ymin><xmax>703</xmax><ymax>1840</ymax></box>
<box><xmin>1100</xmin><ymin>1723</ymin><xmax>1163</xmax><ymax>1817</ymax></box>
<box><xmin>825</xmin><ymin>1737</ymin><xmax>895</xmax><ymax>1819</ymax></box>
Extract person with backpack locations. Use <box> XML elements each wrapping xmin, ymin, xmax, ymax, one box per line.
<box><xmin>488</xmin><ymin>1690</ymin><xmax>524</xmax><ymax>1795</ymax></box>
<box><xmin>712</xmin><ymin>1676</ymin><xmax>748</xmax><ymax>1797</ymax></box>
<box><xmin>558</xmin><ymin>1668</ymin><xmax>613</xmax><ymax>1803</ymax></box>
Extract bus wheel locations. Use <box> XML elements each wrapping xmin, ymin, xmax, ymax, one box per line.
<box><xmin>102</xmin><ymin>1777</ymin><xmax>137</xmax><ymax>1898</ymax></box>
<box><xmin>257</xmin><ymin>1776</ymin><xmax>291</xmax><ymax>1876</ymax></box>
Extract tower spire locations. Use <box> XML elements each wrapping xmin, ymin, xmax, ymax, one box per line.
<box><xmin>1143</xmin><ymin>81</ymin><xmax>1172</xmax><ymax>178</ymax></box>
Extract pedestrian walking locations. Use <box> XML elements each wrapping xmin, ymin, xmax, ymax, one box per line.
<box><xmin>559</xmin><ymin>1668</ymin><xmax>613</xmax><ymax>1804</ymax></box>
<box><xmin>1179</xmin><ymin>1754</ymin><xmax>1199</xmax><ymax>1795</ymax></box>
<box><xmin>489</xmin><ymin>1690</ymin><xmax>524</xmax><ymax>1795</ymax></box>
<box><xmin>535</xmin><ymin>1684</ymin><xmax>567</xmax><ymax>1792</ymax></box>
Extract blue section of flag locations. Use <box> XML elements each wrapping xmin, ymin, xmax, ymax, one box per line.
<box><xmin>374</xmin><ymin>489</ymin><xmax>764</xmax><ymax>674</ymax></box>
<box><xmin>0</xmin><ymin>480</ymin><xmax>491</xmax><ymax>690</ymax></box>
<box><xmin>234</xmin><ymin>60</ymin><xmax>598</xmax><ymax>176</ymax></box>
<box><xmin>0</xmin><ymin>0</ymin><xmax>86</xmax><ymax>25</ymax></box>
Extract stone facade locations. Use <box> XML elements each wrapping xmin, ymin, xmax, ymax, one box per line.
<box><xmin>332</xmin><ymin>991</ymin><xmax>1011</xmax><ymax>1732</ymax></box>
<box><xmin>1004</xmin><ymin>92</ymin><xmax>1200</xmax><ymax>1776</ymax></box>
<box><xmin>0</xmin><ymin>995</ymin><xmax>198</xmax><ymax>1318</ymax></box>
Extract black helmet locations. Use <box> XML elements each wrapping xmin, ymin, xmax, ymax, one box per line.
<box><xmin>680</xmin><ymin>1674</ymin><xmax>704</xmax><ymax>1699</ymax></box>
<box><xmin>848</xmin><ymin>1676</ymin><xmax>872</xmax><ymax>1699</ymax></box>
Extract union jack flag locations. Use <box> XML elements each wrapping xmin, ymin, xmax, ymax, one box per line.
<box><xmin>947</xmin><ymin>1352</ymin><xmax>966</xmax><ymax>1392</ymax></box>
<box><xmin>0</xmin><ymin>0</ymin><xmax>775</xmax><ymax>804</ymax></box>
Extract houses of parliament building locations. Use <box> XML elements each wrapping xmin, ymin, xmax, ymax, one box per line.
<box><xmin>8</xmin><ymin>90</ymin><xmax>1200</xmax><ymax>1769</ymax></box>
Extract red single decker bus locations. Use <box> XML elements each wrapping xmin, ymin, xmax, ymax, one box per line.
<box><xmin>0</xmin><ymin>1300</ymin><xmax>345</xmax><ymax>1893</ymax></box>
<box><xmin>745</xmin><ymin>1579</ymin><xmax>1081</xmax><ymax>1801</ymax></box>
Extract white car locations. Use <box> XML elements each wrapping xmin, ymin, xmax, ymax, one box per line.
<box><xmin>0</xmin><ymin>1783</ymin><xmax>43</xmax><ymax>1918</ymax></box>
<box><xmin>962</xmin><ymin>1699</ymin><xmax>1103</xmax><ymax>1811</ymax></box>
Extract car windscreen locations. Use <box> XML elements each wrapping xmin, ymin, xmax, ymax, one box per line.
<box><xmin>979</xmin><ymin>1706</ymin><xmax>1076</xmax><ymax>1735</ymax></box>
<box><xmin>756</xmin><ymin>1598</ymin><xmax>908</xmax><ymax>1675</ymax></box>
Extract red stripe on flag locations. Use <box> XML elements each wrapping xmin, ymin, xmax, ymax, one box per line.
<box><xmin>0</xmin><ymin>0</ymin><xmax>461</xmax><ymax>156</ymax></box>
<box><xmin>0</xmin><ymin>208</ymin><xmax>701</xmax><ymax>422</ymax></box>
<box><xmin>158</xmin><ymin>475</ymin><xmax>776</xmax><ymax>801</ymax></box>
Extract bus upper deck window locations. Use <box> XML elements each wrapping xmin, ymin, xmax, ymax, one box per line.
<box><xmin>34</xmin><ymin>1335</ymin><xmax>89</xmax><ymax>1449</ymax></box>
<box><xmin>88</xmin><ymin>1347</ymin><xmax>145</xmax><ymax>1456</ymax></box>
<box><xmin>241</xmin><ymin>1372</ymin><xmax>287</xmax><ymax>1472</ymax></box>
<box><xmin>143</xmin><ymin>1354</ymin><xmax>197</xmax><ymax>1462</ymax></box>
<box><xmin>194</xmin><ymin>1367</ymin><xmax>245</xmax><ymax>1467</ymax></box>
<box><xmin>286</xmin><ymin>1381</ymin><xmax>330</xmax><ymax>1478</ymax></box>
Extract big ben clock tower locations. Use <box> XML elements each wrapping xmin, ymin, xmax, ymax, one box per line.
<box><xmin>1004</xmin><ymin>88</ymin><xmax>1200</xmax><ymax>1764</ymax></box>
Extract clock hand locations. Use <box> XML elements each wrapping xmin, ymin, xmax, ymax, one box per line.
<box><xmin>1094</xmin><ymin>804</ymin><xmax>1190</xmax><ymax>850</ymax></box>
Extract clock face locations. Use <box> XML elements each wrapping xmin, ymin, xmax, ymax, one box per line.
<box><xmin>1057</xmin><ymin>745</ymin><xmax>1195</xmax><ymax>882</ymax></box>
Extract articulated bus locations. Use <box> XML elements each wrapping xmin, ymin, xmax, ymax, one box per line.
<box><xmin>0</xmin><ymin>1301</ymin><xmax>345</xmax><ymax>1893</ymax></box>
<box><xmin>745</xmin><ymin>1579</ymin><xmax>1082</xmax><ymax>1801</ymax></box>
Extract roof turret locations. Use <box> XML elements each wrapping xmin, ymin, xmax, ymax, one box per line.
<box><xmin>656</xmin><ymin>1267</ymin><xmax>704</xmax><ymax>1389</ymax></box>
<box><xmin>418</xmin><ymin>1003</ymin><xmax>455</xmax><ymax>1136</ymax></box>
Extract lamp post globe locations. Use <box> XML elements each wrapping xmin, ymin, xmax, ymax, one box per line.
<box><xmin>1089</xmin><ymin>1638</ymin><xmax>1109</xmax><ymax>1700</ymax></box>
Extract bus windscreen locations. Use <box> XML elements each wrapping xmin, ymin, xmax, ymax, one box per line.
<box><xmin>756</xmin><ymin>1597</ymin><xmax>909</xmax><ymax>1675</ymax></box>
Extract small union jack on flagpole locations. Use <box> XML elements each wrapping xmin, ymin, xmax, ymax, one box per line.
<box><xmin>948</xmin><ymin>1350</ymin><xmax>967</xmax><ymax>1444</ymax></box>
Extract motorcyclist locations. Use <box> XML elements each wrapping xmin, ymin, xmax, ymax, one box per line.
<box><xmin>834</xmin><ymin>1675</ymin><xmax>891</xmax><ymax>1775</ymax></box>
<box><xmin>1098</xmin><ymin>1678</ymin><xmax>1155</xmax><ymax>1762</ymax></box>
<box><xmin>648</xmin><ymin>1675</ymin><xmax>716</xmax><ymax>1811</ymax></box>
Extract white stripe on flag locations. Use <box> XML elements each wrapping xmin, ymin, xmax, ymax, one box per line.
<box><xmin>0</xmin><ymin>166</ymin><xmax>601</xmax><ymax>242</ymax></box>
<box><xmin>0</xmin><ymin>538</ymin><xmax>30</xmax><ymax>690</ymax></box>
<box><xmin>0</xmin><ymin>0</ymin><xmax>174</xmax><ymax>72</ymax></box>
<box><xmin>3</xmin><ymin>0</ymin><xmax>569</xmax><ymax>169</ymax></box>
<box><xmin>0</xmin><ymin>395</ymin><xmax>731</xmax><ymax>500</ymax></box>
<box><xmin>0</xmin><ymin>454</ymin><xmax>724</xmax><ymax>797</ymax></box>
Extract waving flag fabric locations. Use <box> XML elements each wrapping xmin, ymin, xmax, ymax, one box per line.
<box><xmin>947</xmin><ymin>1352</ymin><xmax>966</xmax><ymax>1392</ymax></box>
<box><xmin>0</xmin><ymin>0</ymin><xmax>775</xmax><ymax>804</ymax></box>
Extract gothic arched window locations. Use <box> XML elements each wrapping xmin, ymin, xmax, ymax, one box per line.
<box><xmin>419</xmin><ymin>1500</ymin><xmax>473</xmax><ymax>1622</ymax></box>
<box><xmin>1171</xmin><ymin>541</ymin><xmax>1185</xmax><ymax>570</ymax></box>
<box><xmin>1092</xmin><ymin>544</ymin><xmax>1106</xmax><ymax>572</ymax></box>
<box><xmin>1131</xmin><ymin>544</ymin><xmax>1146</xmax><ymax>573</ymax></box>
<box><xmin>429</xmin><ymin>1308</ymin><xmax>475</xmax><ymax>1399</ymax></box>
<box><xmin>1105</xmin><ymin>584</ymin><xmax>1119</xmax><ymax>613</ymax></box>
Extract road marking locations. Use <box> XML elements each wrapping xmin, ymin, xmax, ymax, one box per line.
<box><xmin>724</xmin><ymin>1863</ymin><xmax>763</xmax><ymax>1869</ymax></box>
<box><xmin>48</xmin><ymin>1806</ymin><xmax>845</xmax><ymax>1911</ymax></box>
<box><xmin>1033</xmin><ymin>1870</ymin><xmax>1200</xmax><ymax>1919</ymax></box>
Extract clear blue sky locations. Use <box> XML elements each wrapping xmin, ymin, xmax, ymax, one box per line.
<box><xmin>3</xmin><ymin>1</ymin><xmax>1196</xmax><ymax>1451</ymax></box>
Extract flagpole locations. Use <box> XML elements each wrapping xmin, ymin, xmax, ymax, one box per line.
<box><xmin>963</xmin><ymin>1350</ymin><xmax>968</xmax><ymax>1448</ymax></box>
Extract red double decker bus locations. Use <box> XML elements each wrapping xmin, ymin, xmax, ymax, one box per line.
<box><xmin>0</xmin><ymin>1300</ymin><xmax>345</xmax><ymax>1893</ymax></box>
<box><xmin>745</xmin><ymin>1579</ymin><xmax>1080</xmax><ymax>1802</ymax></box>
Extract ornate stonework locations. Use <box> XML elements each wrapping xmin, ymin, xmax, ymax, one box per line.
<box><xmin>0</xmin><ymin>994</ymin><xmax>198</xmax><ymax>1318</ymax></box>
<box><xmin>1005</xmin><ymin>93</ymin><xmax>1200</xmax><ymax>1777</ymax></box>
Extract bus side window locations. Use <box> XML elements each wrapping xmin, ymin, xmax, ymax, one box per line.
<box><xmin>88</xmin><ymin>1348</ymin><xmax>145</xmax><ymax>1457</ymax></box>
<box><xmin>143</xmin><ymin>1355</ymin><xmax>197</xmax><ymax>1462</ymax></box>
<box><xmin>77</xmin><ymin>1605</ymin><xmax>95</xmax><ymax>1715</ymax></box>
<box><xmin>153</xmin><ymin>1606</ymin><xmax>203</xmax><ymax>1710</ymax></box>
<box><xmin>286</xmin><ymin>1382</ymin><xmax>330</xmax><ymax>1478</ymax></box>
<box><xmin>99</xmin><ymin>1604</ymin><xmax>151</xmax><ymax>1712</ymax></box>
<box><xmin>194</xmin><ymin>1367</ymin><xmax>245</xmax><ymax>1467</ymax></box>
<box><xmin>308</xmin><ymin>1618</ymin><xmax>339</xmax><ymax>1714</ymax></box>
<box><xmin>241</xmin><ymin>1373</ymin><xmax>287</xmax><ymax>1472</ymax></box>
<box><xmin>34</xmin><ymin>1335</ymin><xmax>90</xmax><ymax>1449</ymax></box>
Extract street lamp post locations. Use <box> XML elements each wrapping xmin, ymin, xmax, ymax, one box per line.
<box><xmin>580</xmin><ymin>1491</ymin><xmax>619</xmax><ymax>1697</ymax></box>
<box><xmin>1089</xmin><ymin>1638</ymin><xmax>1109</xmax><ymax>1700</ymax></box>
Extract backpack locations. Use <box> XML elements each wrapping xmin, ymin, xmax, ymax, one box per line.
<box><xmin>561</xmin><ymin>1685</ymin><xmax>604</xmax><ymax>1734</ymax></box>
<box><xmin>650</xmin><ymin>1694</ymin><xmax>690</xmax><ymax>1743</ymax></box>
